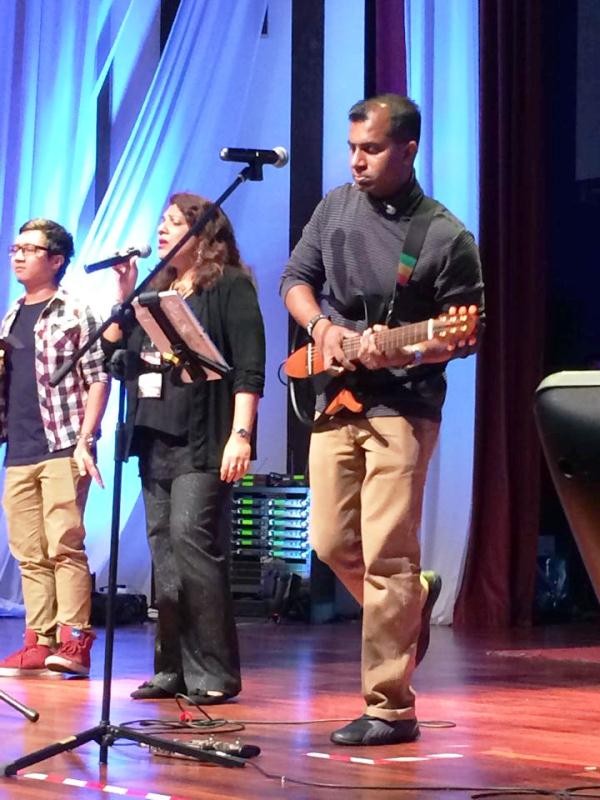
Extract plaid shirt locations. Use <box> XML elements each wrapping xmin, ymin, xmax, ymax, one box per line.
<box><xmin>0</xmin><ymin>285</ymin><xmax>109</xmax><ymax>451</ymax></box>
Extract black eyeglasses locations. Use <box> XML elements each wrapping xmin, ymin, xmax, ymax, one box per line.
<box><xmin>8</xmin><ymin>244</ymin><xmax>50</xmax><ymax>256</ymax></box>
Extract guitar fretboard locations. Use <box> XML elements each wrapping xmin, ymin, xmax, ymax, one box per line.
<box><xmin>341</xmin><ymin>320</ymin><xmax>432</xmax><ymax>360</ymax></box>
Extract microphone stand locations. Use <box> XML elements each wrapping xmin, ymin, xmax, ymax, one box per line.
<box><xmin>0</xmin><ymin>689</ymin><xmax>39</xmax><ymax>723</ymax></box>
<box><xmin>2</xmin><ymin>162</ymin><xmax>265</xmax><ymax>777</ymax></box>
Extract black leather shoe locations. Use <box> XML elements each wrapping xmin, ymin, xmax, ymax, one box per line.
<box><xmin>331</xmin><ymin>715</ymin><xmax>420</xmax><ymax>746</ymax></box>
<box><xmin>130</xmin><ymin>678</ymin><xmax>185</xmax><ymax>699</ymax></box>
<box><xmin>416</xmin><ymin>571</ymin><xmax>442</xmax><ymax>666</ymax></box>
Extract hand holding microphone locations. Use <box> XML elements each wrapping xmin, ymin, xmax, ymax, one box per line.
<box><xmin>112</xmin><ymin>256</ymin><xmax>140</xmax><ymax>304</ymax></box>
<box><xmin>83</xmin><ymin>244</ymin><xmax>152</xmax><ymax>274</ymax></box>
<box><xmin>83</xmin><ymin>244</ymin><xmax>150</xmax><ymax>302</ymax></box>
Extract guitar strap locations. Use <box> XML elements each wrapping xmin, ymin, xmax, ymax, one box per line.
<box><xmin>386</xmin><ymin>195</ymin><xmax>439</xmax><ymax>323</ymax></box>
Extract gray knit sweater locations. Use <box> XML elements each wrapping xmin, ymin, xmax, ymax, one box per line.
<box><xmin>280</xmin><ymin>179</ymin><xmax>484</xmax><ymax>420</ymax></box>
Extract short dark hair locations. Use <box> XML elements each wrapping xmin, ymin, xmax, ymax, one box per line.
<box><xmin>349</xmin><ymin>94</ymin><xmax>421</xmax><ymax>144</ymax></box>
<box><xmin>19</xmin><ymin>218</ymin><xmax>74</xmax><ymax>284</ymax></box>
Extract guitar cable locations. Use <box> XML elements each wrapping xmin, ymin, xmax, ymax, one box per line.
<box><xmin>284</xmin><ymin>323</ymin><xmax>315</xmax><ymax>427</ymax></box>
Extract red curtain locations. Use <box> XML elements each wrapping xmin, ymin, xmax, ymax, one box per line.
<box><xmin>370</xmin><ymin>0</ymin><xmax>406</xmax><ymax>95</ymax></box>
<box><xmin>454</xmin><ymin>0</ymin><xmax>548</xmax><ymax>628</ymax></box>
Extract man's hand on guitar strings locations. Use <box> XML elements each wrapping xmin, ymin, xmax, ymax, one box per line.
<box><xmin>358</xmin><ymin>304</ymin><xmax>479</xmax><ymax>369</ymax></box>
<box><xmin>317</xmin><ymin>323</ymin><xmax>357</xmax><ymax>373</ymax></box>
<box><xmin>359</xmin><ymin>324</ymin><xmax>414</xmax><ymax>370</ymax></box>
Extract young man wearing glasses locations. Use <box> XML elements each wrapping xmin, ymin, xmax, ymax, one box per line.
<box><xmin>0</xmin><ymin>218</ymin><xmax>109</xmax><ymax>677</ymax></box>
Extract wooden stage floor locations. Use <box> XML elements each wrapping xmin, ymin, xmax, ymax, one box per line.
<box><xmin>0</xmin><ymin>615</ymin><xmax>599</xmax><ymax>799</ymax></box>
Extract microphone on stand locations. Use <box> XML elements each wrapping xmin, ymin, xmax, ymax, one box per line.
<box><xmin>219</xmin><ymin>146</ymin><xmax>288</xmax><ymax>168</ymax></box>
<box><xmin>83</xmin><ymin>244</ymin><xmax>152</xmax><ymax>274</ymax></box>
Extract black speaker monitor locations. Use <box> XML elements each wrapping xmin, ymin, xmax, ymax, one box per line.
<box><xmin>534</xmin><ymin>371</ymin><xmax>600</xmax><ymax>602</ymax></box>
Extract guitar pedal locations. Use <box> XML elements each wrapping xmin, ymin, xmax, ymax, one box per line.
<box><xmin>150</xmin><ymin>736</ymin><xmax>260</xmax><ymax>760</ymax></box>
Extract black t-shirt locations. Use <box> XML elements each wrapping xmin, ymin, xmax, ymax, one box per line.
<box><xmin>134</xmin><ymin>338</ymin><xmax>194</xmax><ymax>440</ymax></box>
<box><xmin>5</xmin><ymin>301</ymin><xmax>73</xmax><ymax>466</ymax></box>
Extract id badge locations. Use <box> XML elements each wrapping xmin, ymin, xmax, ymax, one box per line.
<box><xmin>137</xmin><ymin>350</ymin><xmax>163</xmax><ymax>398</ymax></box>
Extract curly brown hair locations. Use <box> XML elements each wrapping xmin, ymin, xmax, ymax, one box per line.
<box><xmin>152</xmin><ymin>192</ymin><xmax>247</xmax><ymax>292</ymax></box>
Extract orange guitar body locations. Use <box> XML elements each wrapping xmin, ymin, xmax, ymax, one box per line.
<box><xmin>324</xmin><ymin>388</ymin><xmax>364</xmax><ymax>415</ymax></box>
<box><xmin>284</xmin><ymin>344</ymin><xmax>325</xmax><ymax>378</ymax></box>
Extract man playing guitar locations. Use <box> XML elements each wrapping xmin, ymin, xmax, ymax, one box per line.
<box><xmin>280</xmin><ymin>94</ymin><xmax>484</xmax><ymax>746</ymax></box>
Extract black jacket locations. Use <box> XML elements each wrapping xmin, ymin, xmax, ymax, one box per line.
<box><xmin>102</xmin><ymin>266</ymin><xmax>265</xmax><ymax>470</ymax></box>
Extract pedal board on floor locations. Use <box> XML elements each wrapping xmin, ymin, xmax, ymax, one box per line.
<box><xmin>150</xmin><ymin>737</ymin><xmax>261</xmax><ymax>760</ymax></box>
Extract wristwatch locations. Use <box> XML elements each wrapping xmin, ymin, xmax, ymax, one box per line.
<box><xmin>234</xmin><ymin>427</ymin><xmax>251</xmax><ymax>440</ymax></box>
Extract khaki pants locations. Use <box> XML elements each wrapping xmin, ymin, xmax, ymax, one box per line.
<box><xmin>309</xmin><ymin>415</ymin><xmax>439</xmax><ymax>722</ymax></box>
<box><xmin>2</xmin><ymin>457</ymin><xmax>92</xmax><ymax>646</ymax></box>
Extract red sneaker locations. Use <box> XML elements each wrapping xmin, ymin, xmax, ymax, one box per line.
<box><xmin>45</xmin><ymin>626</ymin><xmax>95</xmax><ymax>676</ymax></box>
<box><xmin>0</xmin><ymin>629</ymin><xmax>54</xmax><ymax>676</ymax></box>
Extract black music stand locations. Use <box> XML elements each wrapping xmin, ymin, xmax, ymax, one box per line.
<box><xmin>2</xmin><ymin>162</ymin><xmax>266</xmax><ymax>777</ymax></box>
<box><xmin>132</xmin><ymin>289</ymin><xmax>230</xmax><ymax>383</ymax></box>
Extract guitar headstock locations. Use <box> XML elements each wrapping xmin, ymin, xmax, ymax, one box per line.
<box><xmin>433</xmin><ymin>305</ymin><xmax>479</xmax><ymax>348</ymax></box>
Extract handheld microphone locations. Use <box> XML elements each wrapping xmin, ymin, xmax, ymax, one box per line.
<box><xmin>83</xmin><ymin>244</ymin><xmax>152</xmax><ymax>274</ymax></box>
<box><xmin>219</xmin><ymin>146</ymin><xmax>288</xmax><ymax>168</ymax></box>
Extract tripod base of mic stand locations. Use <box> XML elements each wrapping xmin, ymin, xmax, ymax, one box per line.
<box><xmin>2</xmin><ymin>721</ymin><xmax>247</xmax><ymax>776</ymax></box>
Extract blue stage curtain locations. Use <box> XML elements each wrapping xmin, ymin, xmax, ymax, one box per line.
<box><xmin>0</xmin><ymin>0</ymin><xmax>153</xmax><ymax>602</ymax></box>
<box><xmin>404</xmin><ymin>0</ymin><xmax>480</xmax><ymax>624</ymax></box>
<box><xmin>0</xmin><ymin>0</ymin><xmax>286</xmax><ymax>603</ymax></box>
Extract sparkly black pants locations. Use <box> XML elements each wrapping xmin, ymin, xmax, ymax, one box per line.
<box><xmin>141</xmin><ymin>471</ymin><xmax>240</xmax><ymax>696</ymax></box>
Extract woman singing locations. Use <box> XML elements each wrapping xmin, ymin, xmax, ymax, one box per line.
<box><xmin>103</xmin><ymin>193</ymin><xmax>265</xmax><ymax>705</ymax></box>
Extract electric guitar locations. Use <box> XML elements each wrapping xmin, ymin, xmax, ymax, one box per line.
<box><xmin>284</xmin><ymin>305</ymin><xmax>479</xmax><ymax>416</ymax></box>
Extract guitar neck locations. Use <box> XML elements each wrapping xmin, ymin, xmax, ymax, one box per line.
<box><xmin>341</xmin><ymin>320</ymin><xmax>431</xmax><ymax>361</ymax></box>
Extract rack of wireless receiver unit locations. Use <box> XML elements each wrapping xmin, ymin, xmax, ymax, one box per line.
<box><xmin>230</xmin><ymin>474</ymin><xmax>312</xmax><ymax>619</ymax></box>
